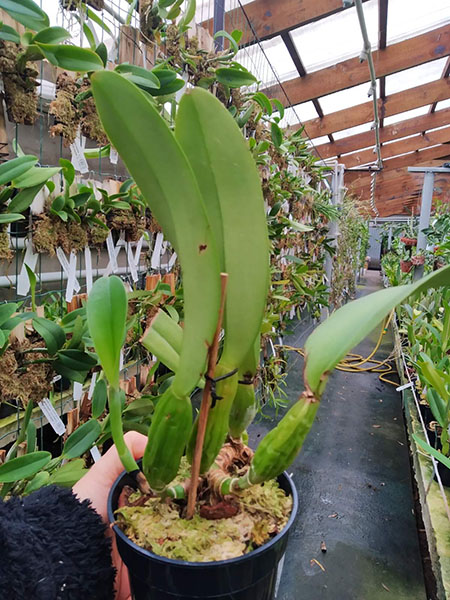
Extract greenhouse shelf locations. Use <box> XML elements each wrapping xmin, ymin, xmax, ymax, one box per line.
<box><xmin>393</xmin><ymin>319</ymin><xmax>450</xmax><ymax>600</ymax></box>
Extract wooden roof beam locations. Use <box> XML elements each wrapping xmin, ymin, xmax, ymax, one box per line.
<box><xmin>265</xmin><ymin>25</ymin><xmax>449</xmax><ymax>106</ymax></box>
<box><xmin>378</xmin><ymin>0</ymin><xmax>389</xmax><ymax>127</ymax></box>
<box><xmin>199</xmin><ymin>0</ymin><xmax>369</xmax><ymax>47</ymax></box>
<box><xmin>429</xmin><ymin>56</ymin><xmax>450</xmax><ymax>114</ymax></box>
<box><xmin>314</xmin><ymin>107</ymin><xmax>450</xmax><ymax>158</ymax></box>
<box><xmin>296</xmin><ymin>78</ymin><xmax>450</xmax><ymax>138</ymax></box>
<box><xmin>340</xmin><ymin>126</ymin><xmax>450</xmax><ymax>168</ymax></box>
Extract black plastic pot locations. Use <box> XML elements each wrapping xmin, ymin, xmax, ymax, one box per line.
<box><xmin>108</xmin><ymin>468</ymin><xmax>298</xmax><ymax>600</ymax></box>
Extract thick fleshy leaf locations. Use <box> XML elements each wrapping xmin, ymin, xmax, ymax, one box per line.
<box><xmin>213</xmin><ymin>30</ymin><xmax>239</xmax><ymax>54</ymax></box>
<box><xmin>0</xmin><ymin>303</ymin><xmax>17</xmax><ymax>327</ymax></box>
<box><xmin>55</xmin><ymin>349</ymin><xmax>97</xmax><ymax>371</ymax></box>
<box><xmin>92</xmin><ymin>378</ymin><xmax>107</xmax><ymax>419</ymax></box>
<box><xmin>0</xmin><ymin>451</ymin><xmax>51</xmax><ymax>483</ymax></box>
<box><xmin>0</xmin><ymin>0</ymin><xmax>49</xmax><ymax>31</ymax></box>
<box><xmin>86</xmin><ymin>276</ymin><xmax>127</xmax><ymax>388</ymax></box>
<box><xmin>32</xmin><ymin>317</ymin><xmax>66</xmax><ymax>356</ymax></box>
<box><xmin>49</xmin><ymin>458</ymin><xmax>87</xmax><ymax>486</ymax></box>
<box><xmin>62</xmin><ymin>419</ymin><xmax>101</xmax><ymax>458</ymax></box>
<box><xmin>215</xmin><ymin>67</ymin><xmax>257</xmax><ymax>88</ymax></box>
<box><xmin>12</xmin><ymin>166</ymin><xmax>60</xmax><ymax>189</ymax></box>
<box><xmin>0</xmin><ymin>24</ymin><xmax>20</xmax><ymax>43</ymax></box>
<box><xmin>0</xmin><ymin>213</ymin><xmax>25</xmax><ymax>223</ymax></box>
<box><xmin>36</xmin><ymin>43</ymin><xmax>104</xmax><ymax>72</ymax></box>
<box><xmin>413</xmin><ymin>435</ymin><xmax>450</xmax><ymax>470</ymax></box>
<box><xmin>23</xmin><ymin>470</ymin><xmax>50</xmax><ymax>495</ymax></box>
<box><xmin>32</xmin><ymin>26</ymin><xmax>70</xmax><ymax>45</ymax></box>
<box><xmin>8</xmin><ymin>183</ymin><xmax>43</xmax><ymax>213</ymax></box>
<box><xmin>53</xmin><ymin>361</ymin><xmax>88</xmax><ymax>384</ymax></box>
<box><xmin>115</xmin><ymin>63</ymin><xmax>161</xmax><ymax>91</ymax></box>
<box><xmin>304</xmin><ymin>265</ymin><xmax>450</xmax><ymax>394</ymax></box>
<box><xmin>90</xmin><ymin>70</ymin><xmax>221</xmax><ymax>397</ymax></box>
<box><xmin>0</xmin><ymin>155</ymin><xmax>37</xmax><ymax>186</ymax></box>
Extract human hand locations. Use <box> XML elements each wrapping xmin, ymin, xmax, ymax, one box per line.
<box><xmin>73</xmin><ymin>431</ymin><xmax>147</xmax><ymax>600</ymax></box>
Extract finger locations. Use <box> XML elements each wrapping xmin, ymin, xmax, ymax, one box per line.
<box><xmin>91</xmin><ymin>431</ymin><xmax>148</xmax><ymax>488</ymax></box>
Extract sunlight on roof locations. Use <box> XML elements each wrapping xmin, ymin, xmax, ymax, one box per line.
<box><xmin>385</xmin><ymin>58</ymin><xmax>448</xmax><ymax>96</ymax></box>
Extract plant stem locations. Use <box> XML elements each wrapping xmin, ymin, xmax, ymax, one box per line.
<box><xmin>186</xmin><ymin>273</ymin><xmax>228</xmax><ymax>520</ymax></box>
<box><xmin>108</xmin><ymin>386</ymin><xmax>139</xmax><ymax>473</ymax></box>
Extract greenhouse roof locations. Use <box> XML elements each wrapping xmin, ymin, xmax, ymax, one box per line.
<box><xmin>43</xmin><ymin>0</ymin><xmax>450</xmax><ymax>216</ymax></box>
<box><xmin>199</xmin><ymin>0</ymin><xmax>450</xmax><ymax>216</ymax></box>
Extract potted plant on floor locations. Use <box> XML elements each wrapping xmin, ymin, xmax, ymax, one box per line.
<box><xmin>81</xmin><ymin>70</ymin><xmax>450</xmax><ymax>600</ymax></box>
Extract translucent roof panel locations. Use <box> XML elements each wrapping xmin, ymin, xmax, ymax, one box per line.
<box><xmin>387</xmin><ymin>0</ymin><xmax>450</xmax><ymax>44</ymax></box>
<box><xmin>236</xmin><ymin>37</ymin><xmax>297</xmax><ymax>88</ymax></box>
<box><xmin>383</xmin><ymin>106</ymin><xmax>429</xmax><ymax>127</ymax></box>
<box><xmin>385</xmin><ymin>58</ymin><xmax>448</xmax><ymax>96</ymax></box>
<box><xmin>319</xmin><ymin>82</ymin><xmax>378</xmax><ymax>115</ymax></box>
<box><xmin>278</xmin><ymin>103</ymin><xmax>318</xmax><ymax>129</ymax></box>
<box><xmin>333</xmin><ymin>123</ymin><xmax>373</xmax><ymax>141</ymax></box>
<box><xmin>290</xmin><ymin>0</ymin><xmax>378</xmax><ymax>73</ymax></box>
<box><xmin>436</xmin><ymin>99</ymin><xmax>450</xmax><ymax>111</ymax></box>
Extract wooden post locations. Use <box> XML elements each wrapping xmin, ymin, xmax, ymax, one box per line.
<box><xmin>145</xmin><ymin>274</ymin><xmax>161</xmax><ymax>290</ymax></box>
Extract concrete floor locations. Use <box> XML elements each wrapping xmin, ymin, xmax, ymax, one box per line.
<box><xmin>249</xmin><ymin>270</ymin><xmax>427</xmax><ymax>600</ymax></box>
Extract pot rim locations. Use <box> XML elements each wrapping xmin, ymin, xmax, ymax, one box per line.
<box><xmin>107</xmin><ymin>466</ymin><xmax>298</xmax><ymax>569</ymax></box>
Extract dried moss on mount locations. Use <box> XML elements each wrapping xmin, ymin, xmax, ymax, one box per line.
<box><xmin>50</xmin><ymin>72</ymin><xmax>81</xmax><ymax>146</ymax></box>
<box><xmin>0</xmin><ymin>340</ymin><xmax>53</xmax><ymax>407</ymax></box>
<box><xmin>60</xmin><ymin>0</ymin><xmax>104</xmax><ymax>10</ymax></box>
<box><xmin>108</xmin><ymin>210</ymin><xmax>148</xmax><ymax>242</ymax></box>
<box><xmin>0</xmin><ymin>225</ymin><xmax>12</xmax><ymax>261</ymax></box>
<box><xmin>0</xmin><ymin>41</ymin><xmax>39</xmax><ymax>125</ymax></box>
<box><xmin>33</xmin><ymin>214</ymin><xmax>88</xmax><ymax>255</ymax></box>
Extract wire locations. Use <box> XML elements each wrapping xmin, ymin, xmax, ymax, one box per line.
<box><xmin>236</xmin><ymin>0</ymin><xmax>327</xmax><ymax>164</ymax></box>
<box><xmin>277</xmin><ymin>311</ymin><xmax>399</xmax><ymax>387</ymax></box>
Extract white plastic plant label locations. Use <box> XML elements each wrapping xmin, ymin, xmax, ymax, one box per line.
<box><xmin>65</xmin><ymin>251</ymin><xmax>77</xmax><ymax>303</ymax></box>
<box><xmin>90</xmin><ymin>445</ymin><xmax>101</xmax><ymax>463</ymax></box>
<box><xmin>88</xmin><ymin>371</ymin><xmax>98</xmax><ymax>400</ymax></box>
<box><xmin>119</xmin><ymin>349</ymin><xmax>124</xmax><ymax>371</ymax></box>
<box><xmin>109</xmin><ymin>147</ymin><xmax>119</xmax><ymax>165</ymax></box>
<box><xmin>127</xmin><ymin>242</ymin><xmax>138</xmax><ymax>282</ymax></box>
<box><xmin>106</xmin><ymin>232</ymin><xmax>119</xmax><ymax>273</ymax></box>
<box><xmin>17</xmin><ymin>241</ymin><xmax>39</xmax><ymax>296</ymax></box>
<box><xmin>38</xmin><ymin>398</ymin><xmax>66</xmax><ymax>436</ymax></box>
<box><xmin>168</xmin><ymin>251</ymin><xmax>177</xmax><ymax>271</ymax></box>
<box><xmin>151</xmin><ymin>232</ymin><xmax>164</xmax><ymax>270</ymax></box>
<box><xmin>70</xmin><ymin>138</ymin><xmax>89</xmax><ymax>174</ymax></box>
<box><xmin>84</xmin><ymin>245</ymin><xmax>93</xmax><ymax>293</ymax></box>
<box><xmin>56</xmin><ymin>247</ymin><xmax>81</xmax><ymax>293</ymax></box>
<box><xmin>73</xmin><ymin>382</ymin><xmax>83</xmax><ymax>402</ymax></box>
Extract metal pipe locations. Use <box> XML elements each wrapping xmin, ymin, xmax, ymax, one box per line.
<box><xmin>213</xmin><ymin>0</ymin><xmax>225</xmax><ymax>50</ymax></box>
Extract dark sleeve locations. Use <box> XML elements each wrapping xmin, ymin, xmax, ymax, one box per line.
<box><xmin>0</xmin><ymin>485</ymin><xmax>115</xmax><ymax>600</ymax></box>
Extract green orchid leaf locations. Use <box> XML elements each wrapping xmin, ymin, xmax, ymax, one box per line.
<box><xmin>0</xmin><ymin>24</ymin><xmax>20</xmax><ymax>43</ymax></box>
<box><xmin>35</xmin><ymin>43</ymin><xmax>104</xmax><ymax>72</ymax></box>
<box><xmin>215</xmin><ymin>67</ymin><xmax>257</xmax><ymax>88</ymax></box>
<box><xmin>115</xmin><ymin>63</ymin><xmax>161</xmax><ymax>91</ymax></box>
<box><xmin>149</xmin><ymin>76</ymin><xmax>185</xmax><ymax>96</ymax></box>
<box><xmin>271</xmin><ymin>122</ymin><xmax>283</xmax><ymax>148</ymax></box>
<box><xmin>56</xmin><ymin>349</ymin><xmax>97</xmax><ymax>372</ymax></box>
<box><xmin>32</xmin><ymin>26</ymin><xmax>70</xmax><ymax>45</ymax></box>
<box><xmin>62</xmin><ymin>419</ymin><xmax>101</xmax><ymax>459</ymax></box>
<box><xmin>178</xmin><ymin>0</ymin><xmax>196</xmax><ymax>31</ymax></box>
<box><xmin>304</xmin><ymin>265</ymin><xmax>450</xmax><ymax>395</ymax></box>
<box><xmin>213</xmin><ymin>29</ymin><xmax>239</xmax><ymax>54</ymax></box>
<box><xmin>59</xmin><ymin>158</ymin><xmax>75</xmax><ymax>186</ymax></box>
<box><xmin>32</xmin><ymin>316</ymin><xmax>66</xmax><ymax>356</ymax></box>
<box><xmin>0</xmin><ymin>155</ymin><xmax>37</xmax><ymax>186</ymax></box>
<box><xmin>253</xmin><ymin>91</ymin><xmax>272</xmax><ymax>115</ymax></box>
<box><xmin>85</xmin><ymin>7</ymin><xmax>112</xmax><ymax>36</ymax></box>
<box><xmin>12</xmin><ymin>166</ymin><xmax>60</xmax><ymax>189</ymax></box>
<box><xmin>95</xmin><ymin>42</ymin><xmax>108</xmax><ymax>66</ymax></box>
<box><xmin>92</xmin><ymin>377</ymin><xmax>108</xmax><ymax>419</ymax></box>
<box><xmin>53</xmin><ymin>361</ymin><xmax>88</xmax><ymax>384</ymax></box>
<box><xmin>23</xmin><ymin>470</ymin><xmax>50</xmax><ymax>495</ymax></box>
<box><xmin>413</xmin><ymin>435</ymin><xmax>450</xmax><ymax>470</ymax></box>
<box><xmin>0</xmin><ymin>213</ymin><xmax>25</xmax><ymax>223</ymax></box>
<box><xmin>0</xmin><ymin>303</ymin><xmax>18</xmax><ymax>327</ymax></box>
<box><xmin>123</xmin><ymin>395</ymin><xmax>154</xmax><ymax>417</ymax></box>
<box><xmin>84</xmin><ymin>144</ymin><xmax>110</xmax><ymax>159</ymax></box>
<box><xmin>8</xmin><ymin>183</ymin><xmax>43</xmax><ymax>213</ymax></box>
<box><xmin>86</xmin><ymin>276</ymin><xmax>127</xmax><ymax>388</ymax></box>
<box><xmin>272</xmin><ymin>98</ymin><xmax>285</xmax><ymax>119</ymax></box>
<box><xmin>0</xmin><ymin>0</ymin><xmax>49</xmax><ymax>31</ymax></box>
<box><xmin>48</xmin><ymin>458</ymin><xmax>87</xmax><ymax>487</ymax></box>
<box><xmin>0</xmin><ymin>451</ymin><xmax>51</xmax><ymax>483</ymax></box>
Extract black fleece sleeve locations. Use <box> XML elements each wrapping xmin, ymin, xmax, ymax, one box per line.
<box><xmin>0</xmin><ymin>485</ymin><xmax>116</xmax><ymax>600</ymax></box>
